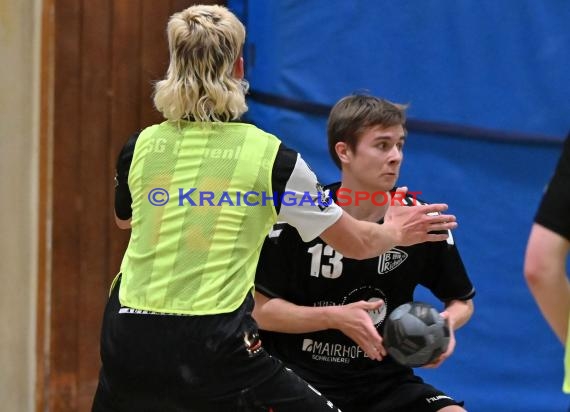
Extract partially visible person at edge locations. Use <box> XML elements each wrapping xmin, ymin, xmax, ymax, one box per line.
<box><xmin>253</xmin><ymin>94</ymin><xmax>474</xmax><ymax>412</ymax></box>
<box><xmin>91</xmin><ymin>5</ymin><xmax>458</xmax><ymax>412</ymax></box>
<box><xmin>525</xmin><ymin>133</ymin><xmax>570</xmax><ymax>393</ymax></box>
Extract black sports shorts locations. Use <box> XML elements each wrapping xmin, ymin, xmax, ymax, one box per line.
<box><xmin>320</xmin><ymin>372</ymin><xmax>463</xmax><ymax>412</ymax></box>
<box><xmin>92</xmin><ymin>277</ymin><xmax>341</xmax><ymax>412</ymax></box>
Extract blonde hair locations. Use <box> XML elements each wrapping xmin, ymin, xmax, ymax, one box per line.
<box><xmin>153</xmin><ymin>5</ymin><xmax>248</xmax><ymax>122</ymax></box>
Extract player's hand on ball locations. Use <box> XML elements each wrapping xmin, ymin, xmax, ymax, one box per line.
<box><xmin>422</xmin><ymin>311</ymin><xmax>456</xmax><ymax>369</ymax></box>
<box><xmin>385</xmin><ymin>187</ymin><xmax>457</xmax><ymax>246</ymax></box>
<box><xmin>329</xmin><ymin>300</ymin><xmax>386</xmax><ymax>361</ymax></box>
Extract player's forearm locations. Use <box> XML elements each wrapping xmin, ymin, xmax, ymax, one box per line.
<box><xmin>320</xmin><ymin>214</ymin><xmax>397</xmax><ymax>259</ymax></box>
<box><xmin>320</xmin><ymin>204</ymin><xmax>457</xmax><ymax>260</ymax></box>
<box><xmin>526</xmin><ymin>272</ymin><xmax>570</xmax><ymax>344</ymax></box>
<box><xmin>253</xmin><ymin>293</ymin><xmax>334</xmax><ymax>333</ymax></box>
<box><xmin>114</xmin><ymin>212</ymin><xmax>132</xmax><ymax>229</ymax></box>
<box><xmin>524</xmin><ymin>224</ymin><xmax>570</xmax><ymax>344</ymax></box>
<box><xmin>444</xmin><ymin>299</ymin><xmax>474</xmax><ymax>330</ymax></box>
<box><xmin>344</xmin><ymin>219</ymin><xmax>399</xmax><ymax>259</ymax></box>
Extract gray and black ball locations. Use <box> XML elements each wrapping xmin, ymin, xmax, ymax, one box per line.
<box><xmin>383</xmin><ymin>302</ymin><xmax>450</xmax><ymax>367</ymax></box>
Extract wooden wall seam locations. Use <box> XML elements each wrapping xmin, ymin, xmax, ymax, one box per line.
<box><xmin>37</xmin><ymin>0</ymin><xmax>55</xmax><ymax>410</ymax></box>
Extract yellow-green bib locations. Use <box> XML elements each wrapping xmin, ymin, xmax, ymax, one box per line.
<box><xmin>119</xmin><ymin>121</ymin><xmax>280</xmax><ymax>315</ymax></box>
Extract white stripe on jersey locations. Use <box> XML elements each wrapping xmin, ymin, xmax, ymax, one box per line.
<box><xmin>269</xmin><ymin>228</ymin><xmax>283</xmax><ymax>238</ymax></box>
<box><xmin>277</xmin><ymin>155</ymin><xmax>342</xmax><ymax>242</ymax></box>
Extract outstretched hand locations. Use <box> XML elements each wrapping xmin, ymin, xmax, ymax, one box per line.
<box><xmin>384</xmin><ymin>187</ymin><xmax>457</xmax><ymax>246</ymax></box>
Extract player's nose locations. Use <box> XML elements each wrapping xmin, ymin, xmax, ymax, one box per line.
<box><xmin>388</xmin><ymin>146</ymin><xmax>402</xmax><ymax>164</ymax></box>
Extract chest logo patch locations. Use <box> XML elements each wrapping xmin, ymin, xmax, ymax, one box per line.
<box><xmin>377</xmin><ymin>248</ymin><xmax>408</xmax><ymax>275</ymax></box>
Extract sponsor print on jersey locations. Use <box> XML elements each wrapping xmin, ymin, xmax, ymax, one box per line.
<box><xmin>366</xmin><ymin>297</ymin><xmax>386</xmax><ymax>326</ymax></box>
<box><xmin>314</xmin><ymin>182</ymin><xmax>333</xmax><ymax>211</ymax></box>
<box><xmin>301</xmin><ymin>338</ymin><xmax>367</xmax><ymax>364</ymax></box>
<box><xmin>425</xmin><ymin>395</ymin><xmax>453</xmax><ymax>404</ymax></box>
<box><xmin>377</xmin><ymin>248</ymin><xmax>408</xmax><ymax>275</ymax></box>
<box><xmin>314</xmin><ymin>300</ymin><xmax>339</xmax><ymax>307</ymax></box>
<box><xmin>342</xmin><ymin>286</ymin><xmax>388</xmax><ymax>327</ymax></box>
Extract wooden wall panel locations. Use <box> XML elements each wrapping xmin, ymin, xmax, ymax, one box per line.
<box><xmin>50</xmin><ymin>0</ymin><xmax>82</xmax><ymax>410</ymax></box>
<box><xmin>40</xmin><ymin>1</ymin><xmax>227</xmax><ymax>411</ymax></box>
<box><xmin>171</xmin><ymin>0</ymin><xmax>223</xmax><ymax>13</ymax></box>
<box><xmin>110</xmin><ymin>0</ymin><xmax>142</xmax><ymax>139</ymax></box>
<box><xmin>106</xmin><ymin>0</ymin><xmax>142</xmax><ymax>284</ymax></box>
<box><xmin>140</xmin><ymin>0</ymin><xmax>171</xmax><ymax>126</ymax></box>
<box><xmin>77</xmin><ymin>0</ymin><xmax>112</xmax><ymax>410</ymax></box>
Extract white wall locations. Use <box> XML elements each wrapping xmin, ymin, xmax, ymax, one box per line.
<box><xmin>0</xmin><ymin>0</ymin><xmax>40</xmax><ymax>410</ymax></box>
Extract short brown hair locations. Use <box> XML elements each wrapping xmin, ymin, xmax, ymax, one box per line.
<box><xmin>327</xmin><ymin>94</ymin><xmax>407</xmax><ymax>169</ymax></box>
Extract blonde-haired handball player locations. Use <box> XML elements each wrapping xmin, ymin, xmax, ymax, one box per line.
<box><xmin>91</xmin><ymin>5</ymin><xmax>458</xmax><ymax>411</ymax></box>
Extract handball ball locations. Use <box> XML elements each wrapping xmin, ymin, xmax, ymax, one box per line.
<box><xmin>383</xmin><ymin>302</ymin><xmax>449</xmax><ymax>367</ymax></box>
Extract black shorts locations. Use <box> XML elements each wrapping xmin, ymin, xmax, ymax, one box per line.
<box><xmin>322</xmin><ymin>373</ymin><xmax>463</xmax><ymax>412</ymax></box>
<box><xmin>92</xmin><ymin>278</ymin><xmax>340</xmax><ymax>412</ymax></box>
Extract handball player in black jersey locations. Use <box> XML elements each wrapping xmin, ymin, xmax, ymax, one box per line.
<box><xmin>254</xmin><ymin>94</ymin><xmax>475</xmax><ymax>412</ymax></box>
<box><xmin>525</xmin><ymin>133</ymin><xmax>570</xmax><ymax>393</ymax></box>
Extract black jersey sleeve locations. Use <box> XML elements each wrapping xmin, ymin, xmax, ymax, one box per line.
<box><xmin>419</xmin><ymin>239</ymin><xmax>475</xmax><ymax>303</ymax></box>
<box><xmin>271</xmin><ymin>144</ymin><xmax>297</xmax><ymax>216</ymax></box>
<box><xmin>255</xmin><ymin>223</ymin><xmax>299</xmax><ymax>300</ymax></box>
<box><xmin>535</xmin><ymin>134</ymin><xmax>570</xmax><ymax>241</ymax></box>
<box><xmin>114</xmin><ymin>132</ymin><xmax>140</xmax><ymax>220</ymax></box>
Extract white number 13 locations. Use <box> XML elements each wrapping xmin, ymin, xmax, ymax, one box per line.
<box><xmin>307</xmin><ymin>244</ymin><xmax>344</xmax><ymax>278</ymax></box>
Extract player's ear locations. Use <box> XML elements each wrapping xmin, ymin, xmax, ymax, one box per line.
<box><xmin>335</xmin><ymin>141</ymin><xmax>351</xmax><ymax>166</ymax></box>
<box><xmin>233</xmin><ymin>56</ymin><xmax>244</xmax><ymax>79</ymax></box>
